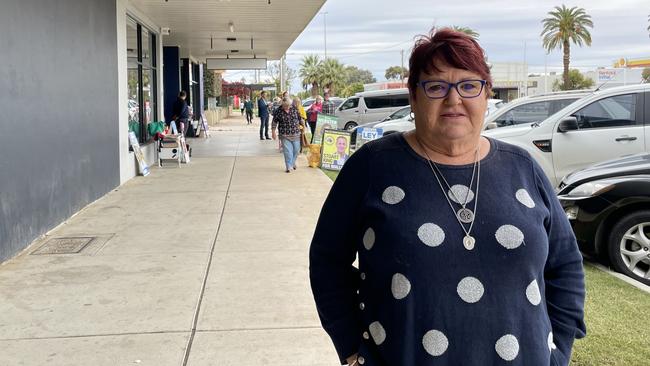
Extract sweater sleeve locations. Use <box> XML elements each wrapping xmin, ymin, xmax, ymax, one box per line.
<box><xmin>533</xmin><ymin>162</ymin><xmax>587</xmax><ymax>366</ymax></box>
<box><xmin>310</xmin><ymin>146</ymin><xmax>371</xmax><ymax>364</ymax></box>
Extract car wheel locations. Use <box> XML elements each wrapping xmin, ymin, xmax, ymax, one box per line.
<box><xmin>344</xmin><ymin>122</ymin><xmax>357</xmax><ymax>130</ymax></box>
<box><xmin>608</xmin><ymin>210</ymin><xmax>650</xmax><ymax>285</ymax></box>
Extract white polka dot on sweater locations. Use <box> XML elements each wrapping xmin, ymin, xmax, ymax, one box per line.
<box><xmin>548</xmin><ymin>332</ymin><xmax>557</xmax><ymax>352</ymax></box>
<box><xmin>382</xmin><ymin>186</ymin><xmax>405</xmax><ymax>204</ymax></box>
<box><xmin>495</xmin><ymin>225</ymin><xmax>524</xmax><ymax>249</ymax></box>
<box><xmin>448</xmin><ymin>184</ymin><xmax>475</xmax><ymax>204</ymax></box>
<box><xmin>391</xmin><ymin>273</ymin><xmax>411</xmax><ymax>300</ymax></box>
<box><xmin>495</xmin><ymin>334</ymin><xmax>520</xmax><ymax>361</ymax></box>
<box><xmin>369</xmin><ymin>321</ymin><xmax>386</xmax><ymax>345</ymax></box>
<box><xmin>516</xmin><ymin>189</ymin><xmax>535</xmax><ymax>208</ymax></box>
<box><xmin>418</xmin><ymin>223</ymin><xmax>445</xmax><ymax>247</ymax></box>
<box><xmin>526</xmin><ymin>279</ymin><xmax>541</xmax><ymax>306</ymax></box>
<box><xmin>457</xmin><ymin>277</ymin><xmax>484</xmax><ymax>303</ymax></box>
<box><xmin>422</xmin><ymin>329</ymin><xmax>448</xmax><ymax>356</ymax></box>
<box><xmin>363</xmin><ymin>228</ymin><xmax>375</xmax><ymax>250</ymax></box>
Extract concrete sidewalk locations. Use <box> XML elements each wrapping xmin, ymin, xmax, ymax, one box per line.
<box><xmin>0</xmin><ymin>115</ymin><xmax>340</xmax><ymax>365</ymax></box>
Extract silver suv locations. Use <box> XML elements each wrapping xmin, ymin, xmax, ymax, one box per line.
<box><xmin>484</xmin><ymin>90</ymin><xmax>593</xmax><ymax>130</ymax></box>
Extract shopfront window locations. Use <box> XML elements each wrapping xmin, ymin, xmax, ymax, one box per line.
<box><xmin>126</xmin><ymin>16</ymin><xmax>157</xmax><ymax>143</ymax></box>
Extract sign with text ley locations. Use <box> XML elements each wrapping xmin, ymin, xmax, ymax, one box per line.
<box><xmin>357</xmin><ymin>127</ymin><xmax>384</xmax><ymax>147</ymax></box>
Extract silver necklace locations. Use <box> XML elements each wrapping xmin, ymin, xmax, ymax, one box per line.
<box><xmin>417</xmin><ymin>138</ymin><xmax>481</xmax><ymax>250</ymax></box>
<box><xmin>430</xmin><ymin>150</ymin><xmax>478</xmax><ymax>224</ymax></box>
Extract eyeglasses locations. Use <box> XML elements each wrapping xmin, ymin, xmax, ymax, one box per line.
<box><xmin>419</xmin><ymin>79</ymin><xmax>487</xmax><ymax>99</ymax></box>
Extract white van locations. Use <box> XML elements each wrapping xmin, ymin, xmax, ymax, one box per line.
<box><xmin>336</xmin><ymin>88</ymin><xmax>410</xmax><ymax>130</ymax></box>
<box><xmin>483</xmin><ymin>83</ymin><xmax>650</xmax><ymax>186</ymax></box>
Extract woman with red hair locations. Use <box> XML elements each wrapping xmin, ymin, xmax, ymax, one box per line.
<box><xmin>310</xmin><ymin>27</ymin><xmax>586</xmax><ymax>366</ymax></box>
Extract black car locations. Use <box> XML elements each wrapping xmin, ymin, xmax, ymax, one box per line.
<box><xmin>557</xmin><ymin>153</ymin><xmax>650</xmax><ymax>285</ymax></box>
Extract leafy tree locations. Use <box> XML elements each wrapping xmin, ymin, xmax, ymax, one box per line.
<box><xmin>320</xmin><ymin>58</ymin><xmax>346</xmax><ymax>95</ymax></box>
<box><xmin>203</xmin><ymin>68</ymin><xmax>217</xmax><ymax>106</ymax></box>
<box><xmin>450</xmin><ymin>26</ymin><xmax>480</xmax><ymax>39</ymax></box>
<box><xmin>385</xmin><ymin>66</ymin><xmax>408</xmax><ymax>81</ymax></box>
<box><xmin>266</xmin><ymin>60</ymin><xmax>296</xmax><ymax>95</ymax></box>
<box><xmin>541</xmin><ymin>5</ymin><xmax>594</xmax><ymax>90</ymax></box>
<box><xmin>299</xmin><ymin>54</ymin><xmax>322</xmax><ymax>97</ymax></box>
<box><xmin>552</xmin><ymin>69</ymin><xmax>595</xmax><ymax>91</ymax></box>
<box><xmin>345</xmin><ymin>65</ymin><xmax>376</xmax><ymax>84</ymax></box>
<box><xmin>642</xmin><ymin>68</ymin><xmax>650</xmax><ymax>83</ymax></box>
<box><xmin>341</xmin><ymin>82</ymin><xmax>365</xmax><ymax>98</ymax></box>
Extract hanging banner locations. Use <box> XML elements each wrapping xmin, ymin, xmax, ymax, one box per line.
<box><xmin>313</xmin><ymin>114</ymin><xmax>339</xmax><ymax>145</ymax></box>
<box><xmin>128</xmin><ymin>131</ymin><xmax>150</xmax><ymax>176</ymax></box>
<box><xmin>320</xmin><ymin>129</ymin><xmax>352</xmax><ymax>171</ymax></box>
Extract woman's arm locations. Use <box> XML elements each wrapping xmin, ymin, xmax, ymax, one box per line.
<box><xmin>534</xmin><ymin>163</ymin><xmax>587</xmax><ymax>366</ymax></box>
<box><xmin>310</xmin><ymin>146</ymin><xmax>371</xmax><ymax>364</ymax></box>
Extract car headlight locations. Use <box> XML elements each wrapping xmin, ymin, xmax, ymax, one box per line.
<box><xmin>565</xmin><ymin>181</ymin><xmax>615</xmax><ymax>198</ymax></box>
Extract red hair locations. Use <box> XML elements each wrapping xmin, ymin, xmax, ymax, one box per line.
<box><xmin>408</xmin><ymin>27</ymin><xmax>492</xmax><ymax>99</ymax></box>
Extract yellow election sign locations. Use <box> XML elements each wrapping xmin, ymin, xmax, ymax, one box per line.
<box><xmin>320</xmin><ymin>129</ymin><xmax>352</xmax><ymax>171</ymax></box>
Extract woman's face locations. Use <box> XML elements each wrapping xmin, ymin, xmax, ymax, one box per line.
<box><xmin>410</xmin><ymin>61</ymin><xmax>488</xmax><ymax>143</ymax></box>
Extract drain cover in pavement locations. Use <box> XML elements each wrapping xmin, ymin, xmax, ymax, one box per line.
<box><xmin>31</xmin><ymin>237</ymin><xmax>95</xmax><ymax>255</ymax></box>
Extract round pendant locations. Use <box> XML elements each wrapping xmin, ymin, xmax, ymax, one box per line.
<box><xmin>463</xmin><ymin>235</ymin><xmax>476</xmax><ymax>250</ymax></box>
<box><xmin>457</xmin><ymin>208</ymin><xmax>474</xmax><ymax>224</ymax></box>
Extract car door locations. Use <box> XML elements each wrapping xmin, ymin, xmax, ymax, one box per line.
<box><xmin>361</xmin><ymin>94</ymin><xmax>410</xmax><ymax>124</ymax></box>
<box><xmin>337</xmin><ymin>97</ymin><xmax>360</xmax><ymax>129</ymax></box>
<box><xmin>552</xmin><ymin>92</ymin><xmax>645</xmax><ymax>182</ymax></box>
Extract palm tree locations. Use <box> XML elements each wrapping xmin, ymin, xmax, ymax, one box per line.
<box><xmin>450</xmin><ymin>26</ymin><xmax>480</xmax><ymax>39</ymax></box>
<box><xmin>299</xmin><ymin>54</ymin><xmax>321</xmax><ymax>97</ymax></box>
<box><xmin>541</xmin><ymin>5</ymin><xmax>593</xmax><ymax>89</ymax></box>
<box><xmin>319</xmin><ymin>58</ymin><xmax>346</xmax><ymax>96</ymax></box>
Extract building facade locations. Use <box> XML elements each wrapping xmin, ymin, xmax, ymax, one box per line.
<box><xmin>0</xmin><ymin>0</ymin><xmax>324</xmax><ymax>262</ymax></box>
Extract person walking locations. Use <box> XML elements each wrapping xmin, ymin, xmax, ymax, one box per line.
<box><xmin>271</xmin><ymin>97</ymin><xmax>303</xmax><ymax>173</ymax></box>
<box><xmin>258</xmin><ymin>91</ymin><xmax>271</xmax><ymax>140</ymax></box>
<box><xmin>244</xmin><ymin>96</ymin><xmax>254</xmax><ymax>124</ymax></box>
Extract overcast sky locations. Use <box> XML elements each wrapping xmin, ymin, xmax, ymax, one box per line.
<box><xmin>224</xmin><ymin>0</ymin><xmax>649</xmax><ymax>93</ymax></box>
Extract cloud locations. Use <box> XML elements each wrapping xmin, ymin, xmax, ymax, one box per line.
<box><xmin>225</xmin><ymin>0</ymin><xmax>650</xmax><ymax>91</ymax></box>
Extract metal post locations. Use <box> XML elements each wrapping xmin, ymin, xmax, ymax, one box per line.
<box><xmin>400</xmin><ymin>49</ymin><xmax>404</xmax><ymax>87</ymax></box>
<box><xmin>322</xmin><ymin>12</ymin><xmax>328</xmax><ymax>58</ymax></box>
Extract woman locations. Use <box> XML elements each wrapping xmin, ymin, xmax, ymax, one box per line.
<box><xmin>307</xmin><ymin>95</ymin><xmax>323</xmax><ymax>141</ymax></box>
<box><xmin>271</xmin><ymin>97</ymin><xmax>303</xmax><ymax>173</ymax></box>
<box><xmin>309</xmin><ymin>27</ymin><xmax>586</xmax><ymax>366</ymax></box>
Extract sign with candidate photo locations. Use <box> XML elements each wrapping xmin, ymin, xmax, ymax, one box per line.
<box><xmin>320</xmin><ymin>129</ymin><xmax>352</xmax><ymax>171</ymax></box>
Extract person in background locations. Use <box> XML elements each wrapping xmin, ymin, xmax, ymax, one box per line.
<box><xmin>322</xmin><ymin>92</ymin><xmax>336</xmax><ymax>115</ymax></box>
<box><xmin>240</xmin><ymin>97</ymin><xmax>245</xmax><ymax>115</ymax></box>
<box><xmin>258</xmin><ymin>91</ymin><xmax>271</xmax><ymax>140</ymax></box>
<box><xmin>307</xmin><ymin>95</ymin><xmax>323</xmax><ymax>142</ymax></box>
<box><xmin>171</xmin><ymin>90</ymin><xmax>190</xmax><ymax>135</ymax></box>
<box><xmin>244</xmin><ymin>96</ymin><xmax>254</xmax><ymax>124</ymax></box>
<box><xmin>271</xmin><ymin>97</ymin><xmax>303</xmax><ymax>173</ymax></box>
<box><xmin>310</xmin><ymin>27</ymin><xmax>586</xmax><ymax>366</ymax></box>
<box><xmin>293</xmin><ymin>97</ymin><xmax>307</xmax><ymax>123</ymax></box>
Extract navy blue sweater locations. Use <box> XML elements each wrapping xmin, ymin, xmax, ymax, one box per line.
<box><xmin>309</xmin><ymin>133</ymin><xmax>586</xmax><ymax>366</ymax></box>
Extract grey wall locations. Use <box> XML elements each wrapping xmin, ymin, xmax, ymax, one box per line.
<box><xmin>0</xmin><ymin>0</ymin><xmax>120</xmax><ymax>262</ymax></box>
